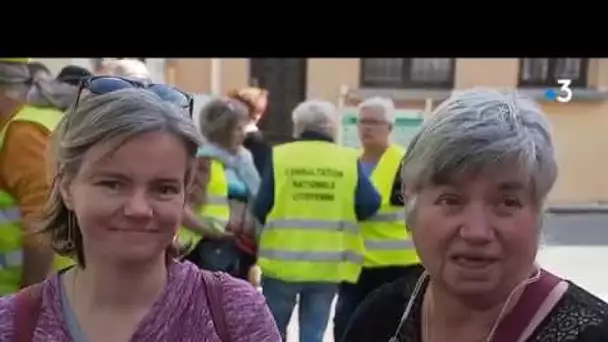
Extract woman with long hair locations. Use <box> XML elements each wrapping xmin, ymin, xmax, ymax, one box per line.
<box><xmin>0</xmin><ymin>79</ymin><xmax>279</xmax><ymax>341</ymax></box>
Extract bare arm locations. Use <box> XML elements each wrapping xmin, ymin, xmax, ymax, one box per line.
<box><xmin>182</xmin><ymin>205</ymin><xmax>233</xmax><ymax>240</ymax></box>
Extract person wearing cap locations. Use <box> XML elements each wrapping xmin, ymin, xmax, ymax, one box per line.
<box><xmin>0</xmin><ymin>59</ymin><xmax>69</xmax><ymax>295</ymax></box>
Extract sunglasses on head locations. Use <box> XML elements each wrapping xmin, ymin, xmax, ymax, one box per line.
<box><xmin>74</xmin><ymin>76</ymin><xmax>194</xmax><ymax>118</ymax></box>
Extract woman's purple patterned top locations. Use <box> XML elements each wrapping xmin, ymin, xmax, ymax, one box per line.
<box><xmin>0</xmin><ymin>261</ymin><xmax>281</xmax><ymax>341</ymax></box>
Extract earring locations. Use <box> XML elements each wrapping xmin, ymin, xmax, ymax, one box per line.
<box><xmin>64</xmin><ymin>211</ymin><xmax>77</xmax><ymax>250</ymax></box>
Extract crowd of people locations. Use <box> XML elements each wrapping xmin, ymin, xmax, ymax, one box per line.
<box><xmin>0</xmin><ymin>57</ymin><xmax>607</xmax><ymax>342</ymax></box>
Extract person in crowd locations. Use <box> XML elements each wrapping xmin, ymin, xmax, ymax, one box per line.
<box><xmin>56</xmin><ymin>65</ymin><xmax>94</xmax><ymax>87</ymax></box>
<box><xmin>0</xmin><ymin>81</ymin><xmax>280</xmax><ymax>341</ymax></box>
<box><xmin>333</xmin><ymin>97</ymin><xmax>422</xmax><ymax>341</ymax></box>
<box><xmin>0</xmin><ymin>58</ymin><xmax>70</xmax><ymax>296</ymax></box>
<box><xmin>179</xmin><ymin>98</ymin><xmax>260</xmax><ymax>283</ymax></box>
<box><xmin>227</xmin><ymin>87</ymin><xmax>271</xmax><ymax>175</ymax></box>
<box><xmin>26</xmin><ymin>61</ymin><xmax>52</xmax><ymax>82</ymax></box>
<box><xmin>106</xmin><ymin>58</ymin><xmax>151</xmax><ymax>81</ymax></box>
<box><xmin>227</xmin><ymin>87</ymin><xmax>271</xmax><ymax>287</ymax></box>
<box><xmin>340</xmin><ymin>88</ymin><xmax>608</xmax><ymax>342</ymax></box>
<box><xmin>27</xmin><ymin>65</ymin><xmax>93</xmax><ymax>112</ymax></box>
<box><xmin>253</xmin><ymin>99</ymin><xmax>381</xmax><ymax>342</ymax></box>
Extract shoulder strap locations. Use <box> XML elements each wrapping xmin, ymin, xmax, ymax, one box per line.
<box><xmin>492</xmin><ymin>270</ymin><xmax>567</xmax><ymax>342</ymax></box>
<box><xmin>201</xmin><ymin>271</ymin><xmax>230</xmax><ymax>342</ymax></box>
<box><xmin>12</xmin><ymin>283</ymin><xmax>44</xmax><ymax>342</ymax></box>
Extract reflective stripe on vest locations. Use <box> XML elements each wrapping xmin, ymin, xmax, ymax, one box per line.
<box><xmin>177</xmin><ymin>159</ymin><xmax>230</xmax><ymax>251</ymax></box>
<box><xmin>259</xmin><ymin>249</ymin><xmax>364</xmax><ymax>264</ymax></box>
<box><xmin>0</xmin><ymin>106</ymin><xmax>69</xmax><ymax>296</ymax></box>
<box><xmin>0</xmin><ymin>207</ymin><xmax>20</xmax><ymax>223</ymax></box>
<box><xmin>264</xmin><ymin>219</ymin><xmax>359</xmax><ymax>234</ymax></box>
<box><xmin>360</xmin><ymin>144</ymin><xmax>420</xmax><ymax>267</ymax></box>
<box><xmin>259</xmin><ymin>141</ymin><xmax>364</xmax><ymax>284</ymax></box>
<box><xmin>0</xmin><ymin>250</ymin><xmax>22</xmax><ymax>270</ymax></box>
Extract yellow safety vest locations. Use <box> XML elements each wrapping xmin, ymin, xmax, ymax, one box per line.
<box><xmin>177</xmin><ymin>159</ymin><xmax>230</xmax><ymax>252</ymax></box>
<box><xmin>360</xmin><ymin>144</ymin><xmax>419</xmax><ymax>267</ymax></box>
<box><xmin>258</xmin><ymin>140</ymin><xmax>364</xmax><ymax>283</ymax></box>
<box><xmin>0</xmin><ymin>106</ymin><xmax>74</xmax><ymax>296</ymax></box>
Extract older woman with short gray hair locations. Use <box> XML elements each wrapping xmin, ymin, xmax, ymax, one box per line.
<box><xmin>105</xmin><ymin>59</ymin><xmax>151</xmax><ymax>81</ymax></box>
<box><xmin>181</xmin><ymin>98</ymin><xmax>262</xmax><ymax>283</ymax></box>
<box><xmin>341</xmin><ymin>88</ymin><xmax>608</xmax><ymax>342</ymax></box>
<box><xmin>292</xmin><ymin>99</ymin><xmax>339</xmax><ymax>139</ymax></box>
<box><xmin>253</xmin><ymin>99</ymin><xmax>381</xmax><ymax>342</ymax></box>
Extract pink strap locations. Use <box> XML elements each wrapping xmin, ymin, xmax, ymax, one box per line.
<box><xmin>492</xmin><ymin>270</ymin><xmax>565</xmax><ymax>342</ymax></box>
<box><xmin>201</xmin><ymin>271</ymin><xmax>230</xmax><ymax>341</ymax></box>
<box><xmin>517</xmin><ymin>280</ymin><xmax>569</xmax><ymax>342</ymax></box>
<box><xmin>12</xmin><ymin>283</ymin><xmax>44</xmax><ymax>342</ymax></box>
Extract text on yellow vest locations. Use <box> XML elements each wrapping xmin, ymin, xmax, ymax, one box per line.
<box><xmin>258</xmin><ymin>140</ymin><xmax>364</xmax><ymax>283</ymax></box>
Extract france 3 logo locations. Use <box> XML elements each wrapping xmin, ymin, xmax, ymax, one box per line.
<box><xmin>544</xmin><ymin>79</ymin><xmax>573</xmax><ymax>103</ymax></box>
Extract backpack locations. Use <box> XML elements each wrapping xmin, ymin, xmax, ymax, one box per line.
<box><xmin>12</xmin><ymin>270</ymin><xmax>230</xmax><ymax>342</ymax></box>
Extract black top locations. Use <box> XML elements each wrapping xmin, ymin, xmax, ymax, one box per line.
<box><xmin>341</xmin><ymin>265</ymin><xmax>608</xmax><ymax>342</ymax></box>
<box><xmin>388</xmin><ymin>156</ymin><xmax>404</xmax><ymax>206</ymax></box>
<box><xmin>243</xmin><ymin>130</ymin><xmax>271</xmax><ymax>176</ymax></box>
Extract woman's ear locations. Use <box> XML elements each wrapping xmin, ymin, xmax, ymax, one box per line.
<box><xmin>58</xmin><ymin>173</ymin><xmax>74</xmax><ymax>211</ymax></box>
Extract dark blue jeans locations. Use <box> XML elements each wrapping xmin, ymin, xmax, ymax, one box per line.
<box><xmin>262</xmin><ymin>276</ymin><xmax>337</xmax><ymax>342</ymax></box>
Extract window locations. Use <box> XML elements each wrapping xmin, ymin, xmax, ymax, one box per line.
<box><xmin>360</xmin><ymin>58</ymin><xmax>455</xmax><ymax>89</ymax></box>
<box><xmin>518</xmin><ymin>58</ymin><xmax>588</xmax><ymax>88</ymax></box>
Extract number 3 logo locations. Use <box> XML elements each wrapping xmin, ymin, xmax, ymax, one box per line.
<box><xmin>556</xmin><ymin>79</ymin><xmax>573</xmax><ymax>103</ymax></box>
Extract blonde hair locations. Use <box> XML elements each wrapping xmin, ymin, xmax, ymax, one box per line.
<box><xmin>39</xmin><ymin>88</ymin><xmax>202</xmax><ymax>267</ymax></box>
<box><xmin>227</xmin><ymin>87</ymin><xmax>268</xmax><ymax>119</ymax></box>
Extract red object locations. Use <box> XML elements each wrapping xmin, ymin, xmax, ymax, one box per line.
<box><xmin>234</xmin><ymin>234</ymin><xmax>257</xmax><ymax>256</ymax></box>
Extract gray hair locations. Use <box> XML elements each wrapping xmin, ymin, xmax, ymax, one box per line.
<box><xmin>198</xmin><ymin>98</ymin><xmax>248</xmax><ymax>147</ymax></box>
<box><xmin>357</xmin><ymin>96</ymin><xmax>396</xmax><ymax>124</ymax></box>
<box><xmin>292</xmin><ymin>99</ymin><xmax>338</xmax><ymax>138</ymax></box>
<box><xmin>40</xmin><ymin>88</ymin><xmax>203</xmax><ymax>267</ymax></box>
<box><xmin>402</xmin><ymin>88</ymin><xmax>557</xmax><ymax>205</ymax></box>
<box><xmin>106</xmin><ymin>59</ymin><xmax>150</xmax><ymax>81</ymax></box>
<box><xmin>0</xmin><ymin>62</ymin><xmax>32</xmax><ymax>101</ymax></box>
<box><xmin>26</xmin><ymin>80</ymin><xmax>79</xmax><ymax>111</ymax></box>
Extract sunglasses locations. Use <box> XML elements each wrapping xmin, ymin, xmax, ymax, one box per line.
<box><xmin>74</xmin><ymin>76</ymin><xmax>194</xmax><ymax>118</ymax></box>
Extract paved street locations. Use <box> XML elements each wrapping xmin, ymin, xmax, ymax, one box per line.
<box><xmin>285</xmin><ymin>210</ymin><xmax>608</xmax><ymax>342</ymax></box>
<box><xmin>539</xmin><ymin>210</ymin><xmax>608</xmax><ymax>301</ymax></box>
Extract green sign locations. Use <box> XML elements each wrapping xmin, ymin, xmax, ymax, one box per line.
<box><xmin>339</xmin><ymin>107</ymin><xmax>424</xmax><ymax>149</ymax></box>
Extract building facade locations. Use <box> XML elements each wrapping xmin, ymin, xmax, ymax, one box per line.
<box><xmin>165</xmin><ymin>58</ymin><xmax>608</xmax><ymax>205</ymax></box>
<box><xmin>35</xmin><ymin>58</ymin><xmax>608</xmax><ymax>205</ymax></box>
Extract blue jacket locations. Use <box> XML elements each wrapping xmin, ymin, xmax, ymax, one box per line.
<box><xmin>253</xmin><ymin>130</ymin><xmax>381</xmax><ymax>224</ymax></box>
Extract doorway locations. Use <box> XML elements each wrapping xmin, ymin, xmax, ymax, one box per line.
<box><xmin>249</xmin><ymin>59</ymin><xmax>307</xmax><ymax>145</ymax></box>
